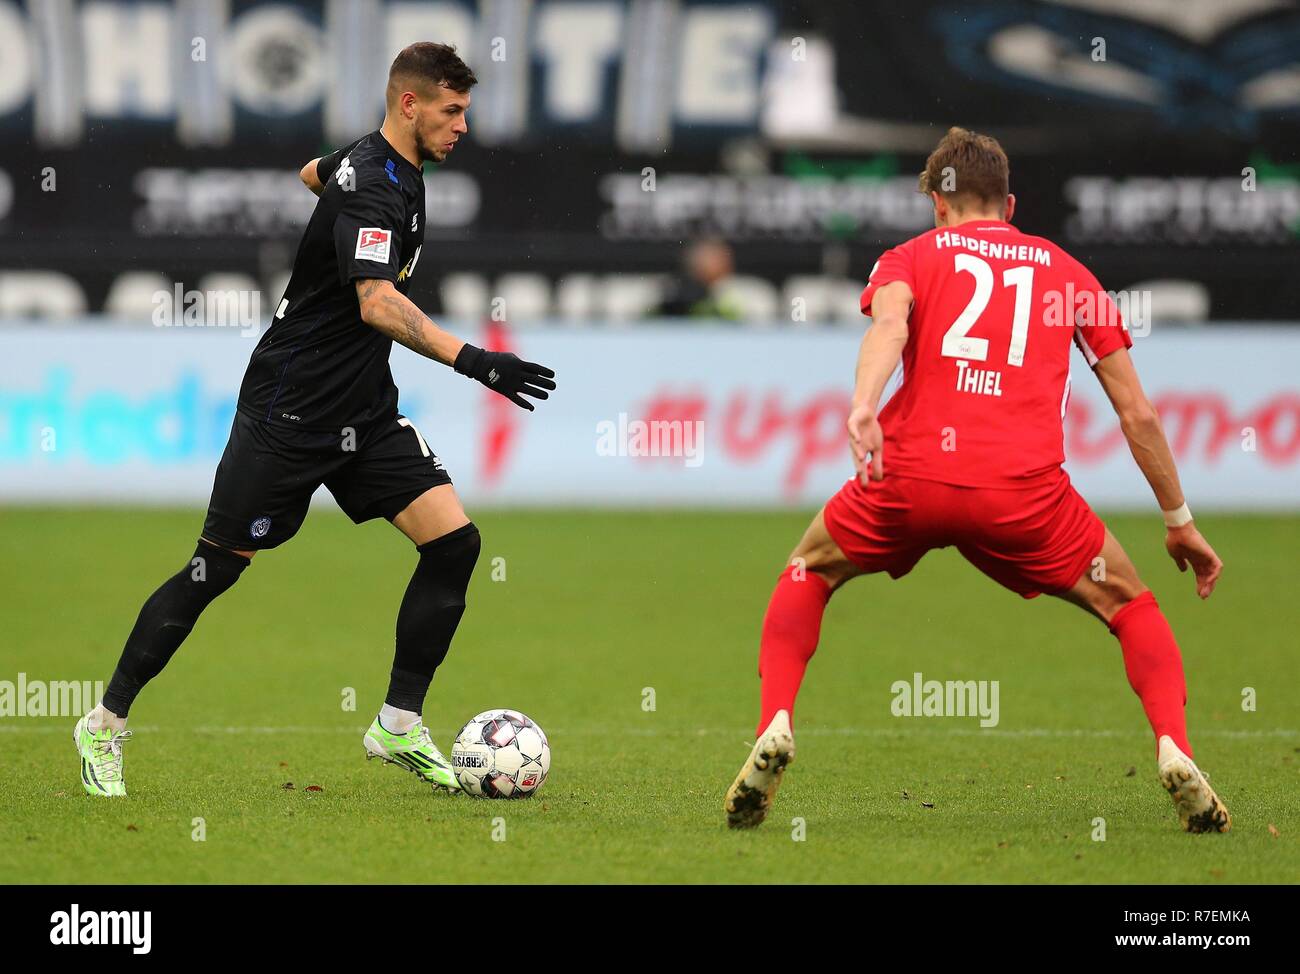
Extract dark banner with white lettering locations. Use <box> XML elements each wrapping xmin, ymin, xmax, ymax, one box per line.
<box><xmin>2</xmin><ymin>0</ymin><xmax>1298</xmax><ymax>320</ymax></box>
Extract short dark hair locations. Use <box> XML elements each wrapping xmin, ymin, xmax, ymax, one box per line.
<box><xmin>387</xmin><ymin>42</ymin><xmax>477</xmax><ymax>105</ymax></box>
<box><xmin>919</xmin><ymin>126</ymin><xmax>1010</xmax><ymax>212</ymax></box>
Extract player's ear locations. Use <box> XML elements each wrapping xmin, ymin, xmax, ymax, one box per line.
<box><xmin>931</xmin><ymin>190</ymin><xmax>946</xmax><ymax>226</ymax></box>
<box><xmin>1004</xmin><ymin>194</ymin><xmax>1016</xmax><ymax>223</ymax></box>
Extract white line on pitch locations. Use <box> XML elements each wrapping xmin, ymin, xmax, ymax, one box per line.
<box><xmin>0</xmin><ymin>724</ymin><xmax>1295</xmax><ymax>739</ymax></box>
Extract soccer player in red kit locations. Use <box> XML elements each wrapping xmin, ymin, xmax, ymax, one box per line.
<box><xmin>724</xmin><ymin>127</ymin><xmax>1230</xmax><ymax>834</ymax></box>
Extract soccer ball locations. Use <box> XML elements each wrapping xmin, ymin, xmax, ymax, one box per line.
<box><xmin>451</xmin><ymin>709</ymin><xmax>550</xmax><ymax>798</ymax></box>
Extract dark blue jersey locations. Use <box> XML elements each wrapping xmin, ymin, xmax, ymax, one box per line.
<box><xmin>238</xmin><ymin>129</ymin><xmax>426</xmax><ymax>431</ymax></box>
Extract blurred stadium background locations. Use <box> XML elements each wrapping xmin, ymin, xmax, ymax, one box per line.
<box><xmin>1</xmin><ymin>0</ymin><xmax>1297</xmax><ymax>512</ymax></box>
<box><xmin>3</xmin><ymin>0</ymin><xmax>1299</xmax><ymax>887</ymax></box>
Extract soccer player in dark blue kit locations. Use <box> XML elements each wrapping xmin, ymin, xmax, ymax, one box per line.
<box><xmin>75</xmin><ymin>43</ymin><xmax>556</xmax><ymax>796</ymax></box>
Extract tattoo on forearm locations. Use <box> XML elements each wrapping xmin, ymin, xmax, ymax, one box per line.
<box><xmin>372</xmin><ymin>291</ymin><xmax>434</xmax><ymax>359</ymax></box>
<box><xmin>397</xmin><ymin>299</ymin><xmax>436</xmax><ymax>359</ymax></box>
<box><xmin>358</xmin><ymin>280</ymin><xmax>444</xmax><ymax>362</ymax></box>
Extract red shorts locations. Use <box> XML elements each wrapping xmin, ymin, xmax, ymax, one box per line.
<box><xmin>822</xmin><ymin>470</ymin><xmax>1106</xmax><ymax>599</ymax></box>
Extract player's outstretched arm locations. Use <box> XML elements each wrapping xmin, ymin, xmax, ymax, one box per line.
<box><xmin>847</xmin><ymin>281</ymin><xmax>911</xmax><ymax>482</ymax></box>
<box><xmin>1093</xmin><ymin>348</ymin><xmax>1222</xmax><ymax>598</ymax></box>
<box><xmin>355</xmin><ymin>279</ymin><xmax>556</xmax><ymax>410</ymax></box>
<box><xmin>299</xmin><ymin>158</ymin><xmax>325</xmax><ymax>196</ymax></box>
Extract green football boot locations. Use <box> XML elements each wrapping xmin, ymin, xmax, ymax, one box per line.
<box><xmin>363</xmin><ymin>716</ymin><xmax>460</xmax><ymax>792</ymax></box>
<box><xmin>74</xmin><ymin>713</ymin><xmax>132</xmax><ymax>798</ymax></box>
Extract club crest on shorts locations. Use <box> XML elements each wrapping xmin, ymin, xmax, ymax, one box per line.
<box><xmin>250</xmin><ymin>516</ymin><xmax>272</xmax><ymax>539</ymax></box>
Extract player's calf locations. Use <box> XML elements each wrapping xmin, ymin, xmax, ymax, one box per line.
<box><xmin>1059</xmin><ymin>531</ymin><xmax>1229</xmax><ymax>831</ymax></box>
<box><xmin>76</xmin><ymin>541</ymin><xmax>249</xmax><ymax>799</ymax></box>
<box><xmin>363</xmin><ymin>522</ymin><xmax>480</xmax><ymax>793</ymax></box>
<box><xmin>753</xmin><ymin>510</ymin><xmax>858</xmax><ymax>738</ymax></box>
<box><xmin>729</xmin><ymin>511</ymin><xmax>857</xmax><ymax>830</ymax></box>
<box><xmin>1059</xmin><ymin>531</ymin><xmax>1193</xmax><ymax>758</ymax></box>
<box><xmin>386</xmin><ymin>521</ymin><xmax>480</xmax><ymax>710</ymax></box>
<box><xmin>101</xmin><ymin>541</ymin><xmax>251</xmax><ymax>719</ymax></box>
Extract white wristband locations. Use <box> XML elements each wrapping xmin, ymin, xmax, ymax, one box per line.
<box><xmin>1162</xmin><ymin>503</ymin><xmax>1193</xmax><ymax>528</ymax></box>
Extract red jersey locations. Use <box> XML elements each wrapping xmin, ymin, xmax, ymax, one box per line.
<box><xmin>859</xmin><ymin>219</ymin><xmax>1132</xmax><ymax>488</ymax></box>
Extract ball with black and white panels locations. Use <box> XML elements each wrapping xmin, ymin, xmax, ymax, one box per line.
<box><xmin>452</xmin><ymin>709</ymin><xmax>550</xmax><ymax>799</ymax></box>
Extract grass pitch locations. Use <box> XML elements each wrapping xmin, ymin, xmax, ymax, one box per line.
<box><xmin>1</xmin><ymin>507</ymin><xmax>1296</xmax><ymax>883</ymax></box>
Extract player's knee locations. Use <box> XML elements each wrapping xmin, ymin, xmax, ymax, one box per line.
<box><xmin>789</xmin><ymin>545</ymin><xmax>856</xmax><ymax>592</ymax></box>
<box><xmin>200</xmin><ymin>536</ymin><xmax>257</xmax><ymax>561</ymax></box>
<box><xmin>398</xmin><ymin>524</ymin><xmax>481</xmax><ymax>654</ymax></box>
<box><xmin>1102</xmin><ymin>576</ymin><xmax>1150</xmax><ymax>620</ymax></box>
<box><xmin>133</xmin><ymin>541</ymin><xmax>250</xmax><ymax>644</ymax></box>
<box><xmin>416</xmin><ymin>522</ymin><xmax>481</xmax><ymax>596</ymax></box>
<box><xmin>187</xmin><ymin>541</ymin><xmax>252</xmax><ymax>596</ymax></box>
<box><xmin>1088</xmin><ymin>573</ymin><xmax>1149</xmax><ymax>625</ymax></box>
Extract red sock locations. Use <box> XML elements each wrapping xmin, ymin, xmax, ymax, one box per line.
<box><xmin>757</xmin><ymin>566</ymin><xmax>832</xmax><ymax>737</ymax></box>
<box><xmin>1109</xmin><ymin>591</ymin><xmax>1192</xmax><ymax>757</ymax></box>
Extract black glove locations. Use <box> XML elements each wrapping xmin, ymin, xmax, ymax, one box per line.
<box><xmin>454</xmin><ymin>344</ymin><xmax>556</xmax><ymax>411</ymax></box>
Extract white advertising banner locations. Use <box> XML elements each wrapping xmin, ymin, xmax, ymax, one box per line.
<box><xmin>0</xmin><ymin>323</ymin><xmax>1296</xmax><ymax>510</ymax></box>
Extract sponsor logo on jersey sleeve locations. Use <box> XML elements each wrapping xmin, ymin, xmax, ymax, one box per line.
<box><xmin>355</xmin><ymin>228</ymin><xmax>392</xmax><ymax>263</ymax></box>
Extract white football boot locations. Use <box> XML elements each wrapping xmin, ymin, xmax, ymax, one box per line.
<box><xmin>725</xmin><ymin>710</ymin><xmax>795</xmax><ymax>829</ymax></box>
<box><xmin>1157</xmin><ymin>735</ymin><xmax>1231</xmax><ymax>833</ymax></box>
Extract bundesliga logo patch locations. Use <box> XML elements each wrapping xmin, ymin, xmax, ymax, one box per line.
<box><xmin>354</xmin><ymin>227</ymin><xmax>391</xmax><ymax>263</ymax></box>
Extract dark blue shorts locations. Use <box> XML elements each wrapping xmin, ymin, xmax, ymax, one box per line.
<box><xmin>201</xmin><ymin>409</ymin><xmax>453</xmax><ymax>550</ymax></box>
